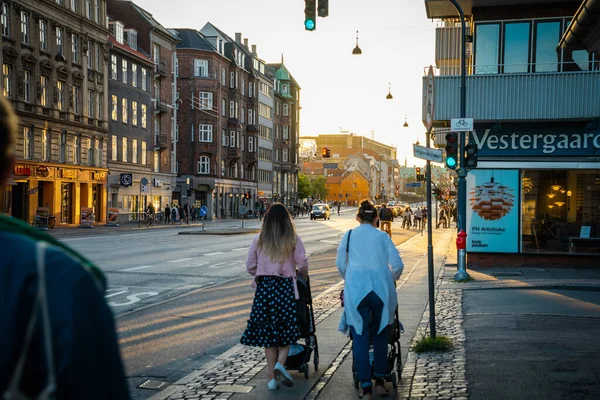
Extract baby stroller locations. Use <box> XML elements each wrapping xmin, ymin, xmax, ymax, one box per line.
<box><xmin>351</xmin><ymin>306</ymin><xmax>404</xmax><ymax>389</ymax></box>
<box><xmin>285</xmin><ymin>274</ymin><xmax>319</xmax><ymax>378</ymax></box>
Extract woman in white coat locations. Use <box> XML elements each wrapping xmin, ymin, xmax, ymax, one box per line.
<box><xmin>336</xmin><ymin>199</ymin><xmax>404</xmax><ymax>398</ymax></box>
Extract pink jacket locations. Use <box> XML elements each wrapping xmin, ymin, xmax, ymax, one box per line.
<box><xmin>246</xmin><ymin>234</ymin><xmax>309</xmax><ymax>299</ymax></box>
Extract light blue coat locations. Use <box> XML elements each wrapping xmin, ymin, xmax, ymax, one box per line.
<box><xmin>336</xmin><ymin>223</ymin><xmax>404</xmax><ymax>334</ymax></box>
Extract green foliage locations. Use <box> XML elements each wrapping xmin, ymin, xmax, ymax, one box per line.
<box><xmin>412</xmin><ymin>335</ymin><xmax>453</xmax><ymax>353</ymax></box>
<box><xmin>297</xmin><ymin>173</ymin><xmax>312</xmax><ymax>199</ymax></box>
<box><xmin>311</xmin><ymin>176</ymin><xmax>328</xmax><ymax>200</ymax></box>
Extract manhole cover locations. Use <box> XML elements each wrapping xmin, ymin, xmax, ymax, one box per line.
<box><xmin>211</xmin><ymin>384</ymin><xmax>253</xmax><ymax>393</ymax></box>
<box><xmin>138</xmin><ymin>380</ymin><xmax>172</xmax><ymax>390</ymax></box>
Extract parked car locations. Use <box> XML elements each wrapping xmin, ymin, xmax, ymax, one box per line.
<box><xmin>310</xmin><ymin>204</ymin><xmax>331</xmax><ymax>220</ymax></box>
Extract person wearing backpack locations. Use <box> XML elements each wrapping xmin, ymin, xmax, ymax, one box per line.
<box><xmin>0</xmin><ymin>97</ymin><xmax>130</xmax><ymax>399</ymax></box>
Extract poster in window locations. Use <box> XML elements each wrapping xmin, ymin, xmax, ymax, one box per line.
<box><xmin>466</xmin><ymin>169</ymin><xmax>519</xmax><ymax>253</ymax></box>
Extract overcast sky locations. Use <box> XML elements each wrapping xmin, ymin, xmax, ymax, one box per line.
<box><xmin>132</xmin><ymin>0</ymin><xmax>436</xmax><ymax>166</ymax></box>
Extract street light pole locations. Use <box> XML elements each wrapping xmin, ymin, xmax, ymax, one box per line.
<box><xmin>449</xmin><ymin>0</ymin><xmax>470</xmax><ymax>281</ymax></box>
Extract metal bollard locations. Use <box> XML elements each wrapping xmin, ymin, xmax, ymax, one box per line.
<box><xmin>454</xmin><ymin>229</ymin><xmax>470</xmax><ymax>281</ymax></box>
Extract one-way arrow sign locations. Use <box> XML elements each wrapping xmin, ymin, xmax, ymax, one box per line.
<box><xmin>413</xmin><ymin>144</ymin><xmax>443</xmax><ymax>163</ymax></box>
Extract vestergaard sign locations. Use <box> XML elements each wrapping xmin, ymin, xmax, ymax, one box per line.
<box><xmin>471</xmin><ymin>126</ymin><xmax>600</xmax><ymax>157</ymax></box>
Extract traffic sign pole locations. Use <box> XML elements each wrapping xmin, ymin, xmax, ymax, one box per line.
<box><xmin>426</xmin><ymin>126</ymin><xmax>436</xmax><ymax>339</ymax></box>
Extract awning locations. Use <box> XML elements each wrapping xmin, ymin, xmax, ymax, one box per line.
<box><xmin>558</xmin><ymin>0</ymin><xmax>600</xmax><ymax>52</ymax></box>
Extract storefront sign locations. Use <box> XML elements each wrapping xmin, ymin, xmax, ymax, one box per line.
<box><xmin>80</xmin><ymin>207</ymin><xmax>94</xmax><ymax>227</ymax></box>
<box><xmin>120</xmin><ymin>173</ymin><xmax>132</xmax><ymax>186</ymax></box>
<box><xmin>61</xmin><ymin>169</ymin><xmax>78</xmax><ymax>179</ymax></box>
<box><xmin>92</xmin><ymin>171</ymin><xmax>107</xmax><ymax>181</ymax></box>
<box><xmin>107</xmin><ymin>207</ymin><xmax>119</xmax><ymax>226</ymax></box>
<box><xmin>36</xmin><ymin>166</ymin><xmax>49</xmax><ymax>178</ymax></box>
<box><xmin>466</xmin><ymin>169</ymin><xmax>519</xmax><ymax>253</ymax></box>
<box><xmin>13</xmin><ymin>165</ymin><xmax>32</xmax><ymax>176</ymax></box>
<box><xmin>152</xmin><ymin>178</ymin><xmax>163</xmax><ymax>187</ymax></box>
<box><xmin>471</xmin><ymin>124</ymin><xmax>600</xmax><ymax>157</ymax></box>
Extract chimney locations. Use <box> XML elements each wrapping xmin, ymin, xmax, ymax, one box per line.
<box><xmin>243</xmin><ymin>38</ymin><xmax>248</xmax><ymax>48</ymax></box>
<box><xmin>252</xmin><ymin>45</ymin><xmax>257</xmax><ymax>55</ymax></box>
<box><xmin>235</xmin><ymin>33</ymin><xmax>242</xmax><ymax>43</ymax></box>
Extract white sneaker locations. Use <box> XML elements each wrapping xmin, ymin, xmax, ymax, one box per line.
<box><xmin>274</xmin><ymin>362</ymin><xmax>294</xmax><ymax>387</ymax></box>
<box><xmin>267</xmin><ymin>378</ymin><xmax>279</xmax><ymax>391</ymax></box>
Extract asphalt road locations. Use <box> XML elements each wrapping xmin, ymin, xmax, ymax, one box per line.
<box><xmin>56</xmin><ymin>210</ymin><xmax>422</xmax><ymax>399</ymax></box>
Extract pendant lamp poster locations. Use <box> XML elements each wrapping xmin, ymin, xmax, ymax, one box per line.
<box><xmin>466</xmin><ymin>169</ymin><xmax>519</xmax><ymax>253</ymax></box>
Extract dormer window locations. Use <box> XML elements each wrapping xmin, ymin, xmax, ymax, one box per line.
<box><xmin>282</xmin><ymin>83</ymin><xmax>288</xmax><ymax>93</ymax></box>
<box><xmin>125</xmin><ymin>29</ymin><xmax>137</xmax><ymax>50</ymax></box>
<box><xmin>115</xmin><ymin>21</ymin><xmax>124</xmax><ymax>45</ymax></box>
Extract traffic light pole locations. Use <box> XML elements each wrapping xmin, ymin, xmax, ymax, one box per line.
<box><xmin>426</xmin><ymin>128</ymin><xmax>436</xmax><ymax>338</ymax></box>
<box><xmin>449</xmin><ymin>0</ymin><xmax>470</xmax><ymax>281</ymax></box>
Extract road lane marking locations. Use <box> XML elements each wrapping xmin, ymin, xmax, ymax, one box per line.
<box><xmin>119</xmin><ymin>265</ymin><xmax>155</xmax><ymax>272</ymax></box>
<box><xmin>320</xmin><ymin>240</ymin><xmax>340</xmax><ymax>244</ymax></box>
<box><xmin>168</xmin><ymin>258</ymin><xmax>195</xmax><ymax>263</ymax></box>
<box><xmin>181</xmin><ymin>261</ymin><xmax>208</xmax><ymax>268</ymax></box>
<box><xmin>209</xmin><ymin>262</ymin><xmax>229</xmax><ymax>269</ymax></box>
<box><xmin>232</xmin><ymin>247</ymin><xmax>248</xmax><ymax>251</ymax></box>
<box><xmin>204</xmin><ymin>252</ymin><xmax>224</xmax><ymax>256</ymax></box>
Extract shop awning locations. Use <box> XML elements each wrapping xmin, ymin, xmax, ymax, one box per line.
<box><xmin>559</xmin><ymin>0</ymin><xmax>600</xmax><ymax>52</ymax></box>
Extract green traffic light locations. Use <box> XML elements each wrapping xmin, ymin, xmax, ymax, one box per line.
<box><xmin>305</xmin><ymin>19</ymin><xmax>315</xmax><ymax>30</ymax></box>
<box><xmin>445</xmin><ymin>156</ymin><xmax>457</xmax><ymax>169</ymax></box>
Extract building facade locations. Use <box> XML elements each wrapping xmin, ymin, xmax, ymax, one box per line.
<box><xmin>267</xmin><ymin>60</ymin><xmax>301</xmax><ymax>207</ymax></box>
<box><xmin>424</xmin><ymin>0</ymin><xmax>600</xmax><ymax>266</ymax></box>
<box><xmin>107</xmin><ymin>19</ymin><xmax>170</xmax><ymax>221</ymax></box>
<box><xmin>304</xmin><ymin>132</ymin><xmax>398</xmax><ymax>161</ymax></box>
<box><xmin>1</xmin><ymin>0</ymin><xmax>110</xmax><ymax>224</ymax></box>
<box><xmin>253</xmin><ymin>50</ymin><xmax>274</xmax><ymax>204</ymax></box>
<box><xmin>106</xmin><ymin>0</ymin><xmax>177</xmax><ymax>209</ymax></box>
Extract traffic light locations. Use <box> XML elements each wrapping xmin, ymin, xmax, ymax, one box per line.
<box><xmin>322</xmin><ymin>147</ymin><xmax>331</xmax><ymax>158</ymax></box>
<box><xmin>381</xmin><ymin>183</ymin><xmax>385</xmax><ymax>189</ymax></box>
<box><xmin>395</xmin><ymin>185</ymin><xmax>399</xmax><ymax>190</ymax></box>
<box><xmin>317</xmin><ymin>0</ymin><xmax>329</xmax><ymax>17</ymax></box>
<box><xmin>245</xmin><ymin>191</ymin><xmax>251</xmax><ymax>199</ymax></box>
<box><xmin>326</xmin><ymin>148</ymin><xmax>331</xmax><ymax>158</ymax></box>
<box><xmin>465</xmin><ymin>143</ymin><xmax>478</xmax><ymax>169</ymax></box>
<box><xmin>416</xmin><ymin>167</ymin><xmax>425</xmax><ymax>181</ymax></box>
<box><xmin>445</xmin><ymin>132</ymin><xmax>458</xmax><ymax>170</ymax></box>
<box><xmin>304</xmin><ymin>0</ymin><xmax>316</xmax><ymax>31</ymax></box>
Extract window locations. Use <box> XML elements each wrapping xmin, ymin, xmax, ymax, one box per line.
<box><xmin>71</xmin><ymin>0</ymin><xmax>78</xmax><ymax>12</ymax></box>
<box><xmin>95</xmin><ymin>43</ymin><xmax>101</xmax><ymax>71</ymax></box>
<box><xmin>222</xmin><ymin>129</ymin><xmax>228</xmax><ymax>147</ymax></box>
<box><xmin>56</xmin><ymin>27</ymin><xmax>63</xmax><ymax>54</ymax></box>
<box><xmin>97</xmin><ymin>93</ymin><xmax>103</xmax><ymax>120</ymax></box>
<box><xmin>56</xmin><ymin>81</ymin><xmax>64</xmax><ymax>110</ymax></box>
<box><xmin>248</xmin><ymin>136</ymin><xmax>254</xmax><ymax>152</ymax></box>
<box><xmin>199</xmin><ymin>124</ymin><xmax>213</xmax><ymax>142</ymax></box>
<box><xmin>230</xmin><ymin>131</ymin><xmax>236</xmax><ymax>148</ymax></box>
<box><xmin>153</xmin><ymin>43</ymin><xmax>160</xmax><ymax>64</ymax></box>
<box><xmin>121</xmin><ymin>59</ymin><xmax>127</xmax><ymax>84</ymax></box>
<box><xmin>94</xmin><ymin>0</ymin><xmax>100</xmax><ymax>23</ymax></box>
<box><xmin>153</xmin><ymin>151</ymin><xmax>159</xmax><ymax>172</ymax></box>
<box><xmin>241</xmin><ymin>134</ymin><xmax>245</xmax><ymax>151</ymax></box>
<box><xmin>230</xmin><ymin>101</ymin><xmax>235</xmax><ymax>117</ymax></box>
<box><xmin>221</xmin><ymin>67</ymin><xmax>226</xmax><ymax>85</ymax></box>
<box><xmin>190</xmin><ymin>124</ymin><xmax>194</xmax><ymax>141</ymax></box>
<box><xmin>85</xmin><ymin>0</ymin><xmax>92</xmax><ymax>19</ymax></box>
<box><xmin>141</xmin><ymin>68</ymin><xmax>147</xmax><ymax>91</ymax></box>
<box><xmin>2</xmin><ymin>64</ymin><xmax>10</xmax><ymax>97</ymax></box>
<box><xmin>122</xmin><ymin>137</ymin><xmax>127</xmax><ymax>162</ymax></box>
<box><xmin>153</xmin><ymin>117</ymin><xmax>159</xmax><ymax>135</ymax></box>
<box><xmin>20</xmin><ymin>11</ymin><xmax>29</xmax><ymax>44</ymax></box>
<box><xmin>230</xmin><ymin>71</ymin><xmax>235</xmax><ymax>88</ymax></box>
<box><xmin>72</xmin><ymin>85</ymin><xmax>80</xmax><ymax>114</ymax></box>
<box><xmin>73</xmin><ymin>136</ymin><xmax>79</xmax><ymax>164</ymax></box>
<box><xmin>23</xmin><ymin>71</ymin><xmax>31</xmax><ymax>102</ymax></box>
<box><xmin>72</xmin><ymin>34</ymin><xmax>79</xmax><ymax>63</ymax></box>
<box><xmin>502</xmin><ymin>23</ymin><xmax>531</xmax><ymax>73</ymax></box>
<box><xmin>132</xmin><ymin>139</ymin><xmax>138</xmax><ymax>163</ymax></box>
<box><xmin>535</xmin><ymin>21</ymin><xmax>560</xmax><ymax>73</ymax></box>
<box><xmin>221</xmin><ymin>98</ymin><xmax>226</xmax><ymax>116</ymax></box>
<box><xmin>199</xmin><ymin>92</ymin><xmax>213</xmax><ymax>110</ymax></box>
<box><xmin>111</xmin><ymin>95</ymin><xmax>118</xmax><ymax>120</ymax></box>
<box><xmin>283</xmin><ymin>148</ymin><xmax>288</xmax><ymax>162</ymax></box>
<box><xmin>111</xmin><ymin>55</ymin><xmax>117</xmax><ymax>79</ymax></box>
<box><xmin>131</xmin><ymin>101</ymin><xmax>138</xmax><ymax>126</ymax></box>
<box><xmin>141</xmin><ymin>141</ymin><xmax>146</xmax><ymax>165</ymax></box>
<box><xmin>241</xmin><ymin>107</ymin><xmax>245</xmax><ymax>123</ymax></box>
<box><xmin>475</xmin><ymin>23</ymin><xmax>499</xmax><ymax>74</ymax></box>
<box><xmin>1</xmin><ymin>3</ymin><xmax>9</xmax><ymax>37</ymax></box>
<box><xmin>131</xmin><ymin>63</ymin><xmax>137</xmax><ymax>87</ymax></box>
<box><xmin>121</xmin><ymin>98</ymin><xmax>128</xmax><ymax>123</ymax></box>
<box><xmin>115</xmin><ymin>22</ymin><xmax>124</xmax><ymax>44</ymax></box>
<box><xmin>248</xmin><ymin>109</ymin><xmax>253</xmax><ymax>125</ymax></box>
<box><xmin>198</xmin><ymin>156</ymin><xmax>210</xmax><ymax>174</ymax></box>
<box><xmin>283</xmin><ymin>104</ymin><xmax>289</xmax><ymax>116</ymax></box>
<box><xmin>221</xmin><ymin>160</ymin><xmax>225</xmax><ymax>176</ymax></box>
<box><xmin>88</xmin><ymin>90</ymin><xmax>94</xmax><ymax>118</ymax></box>
<box><xmin>241</xmin><ymin>79</ymin><xmax>245</xmax><ymax>96</ymax></box>
<box><xmin>127</xmin><ymin>30</ymin><xmax>137</xmax><ymax>50</ymax></box>
<box><xmin>87</xmin><ymin>40</ymin><xmax>93</xmax><ymax>68</ymax></box>
<box><xmin>111</xmin><ymin>135</ymin><xmax>117</xmax><ymax>161</ymax></box>
<box><xmin>141</xmin><ymin>104</ymin><xmax>147</xmax><ymax>128</ymax></box>
<box><xmin>283</xmin><ymin>125</ymin><xmax>289</xmax><ymax>139</ymax></box>
<box><xmin>42</xmin><ymin>130</ymin><xmax>50</xmax><ymax>161</ymax></box>
<box><xmin>23</xmin><ymin>127</ymin><xmax>32</xmax><ymax>159</ymax></box>
<box><xmin>249</xmin><ymin>82</ymin><xmax>253</xmax><ymax>98</ymax></box>
<box><xmin>194</xmin><ymin>59</ymin><xmax>208</xmax><ymax>77</ymax></box>
<box><xmin>40</xmin><ymin>76</ymin><xmax>48</xmax><ymax>106</ymax></box>
<box><xmin>56</xmin><ymin>0</ymin><xmax>64</xmax><ymax>6</ymax></box>
<box><xmin>39</xmin><ymin>20</ymin><xmax>47</xmax><ymax>50</ymax></box>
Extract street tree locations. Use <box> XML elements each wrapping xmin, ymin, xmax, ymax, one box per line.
<box><xmin>312</xmin><ymin>176</ymin><xmax>328</xmax><ymax>200</ymax></box>
<box><xmin>297</xmin><ymin>173</ymin><xmax>312</xmax><ymax>200</ymax></box>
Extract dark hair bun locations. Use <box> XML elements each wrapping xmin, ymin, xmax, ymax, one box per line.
<box><xmin>357</xmin><ymin>199</ymin><xmax>377</xmax><ymax>223</ymax></box>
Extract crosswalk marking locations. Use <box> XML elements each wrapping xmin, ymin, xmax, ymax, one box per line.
<box><xmin>119</xmin><ymin>265</ymin><xmax>155</xmax><ymax>272</ymax></box>
<box><xmin>204</xmin><ymin>252</ymin><xmax>224</xmax><ymax>256</ymax></box>
<box><xmin>232</xmin><ymin>247</ymin><xmax>248</xmax><ymax>251</ymax></box>
<box><xmin>168</xmin><ymin>258</ymin><xmax>195</xmax><ymax>263</ymax></box>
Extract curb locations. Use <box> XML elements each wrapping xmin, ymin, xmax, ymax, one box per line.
<box><xmin>178</xmin><ymin>229</ymin><xmax>260</xmax><ymax>235</ymax></box>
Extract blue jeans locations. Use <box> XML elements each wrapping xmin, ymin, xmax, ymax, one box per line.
<box><xmin>351</xmin><ymin>291</ymin><xmax>389</xmax><ymax>388</ymax></box>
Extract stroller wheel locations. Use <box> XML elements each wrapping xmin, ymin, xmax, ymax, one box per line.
<box><xmin>302</xmin><ymin>364</ymin><xmax>310</xmax><ymax>379</ymax></box>
<box><xmin>392</xmin><ymin>371</ymin><xmax>398</xmax><ymax>388</ymax></box>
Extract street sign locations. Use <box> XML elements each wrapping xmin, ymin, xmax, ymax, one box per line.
<box><xmin>425</xmin><ymin>65</ymin><xmax>435</xmax><ymax>132</ymax></box>
<box><xmin>406</xmin><ymin>182</ymin><xmax>422</xmax><ymax>188</ymax></box>
<box><xmin>199</xmin><ymin>206</ymin><xmax>207</xmax><ymax>217</ymax></box>
<box><xmin>239</xmin><ymin>205</ymin><xmax>248</xmax><ymax>215</ymax></box>
<box><xmin>450</xmin><ymin>118</ymin><xmax>473</xmax><ymax>132</ymax></box>
<box><xmin>140</xmin><ymin>177</ymin><xmax>149</xmax><ymax>185</ymax></box>
<box><xmin>413</xmin><ymin>144</ymin><xmax>443</xmax><ymax>163</ymax></box>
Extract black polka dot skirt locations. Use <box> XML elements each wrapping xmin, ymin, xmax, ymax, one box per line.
<box><xmin>240</xmin><ymin>276</ymin><xmax>300</xmax><ymax>348</ymax></box>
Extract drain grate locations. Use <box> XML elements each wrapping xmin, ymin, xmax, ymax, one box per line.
<box><xmin>138</xmin><ymin>380</ymin><xmax>172</xmax><ymax>390</ymax></box>
<box><xmin>211</xmin><ymin>384</ymin><xmax>253</xmax><ymax>393</ymax></box>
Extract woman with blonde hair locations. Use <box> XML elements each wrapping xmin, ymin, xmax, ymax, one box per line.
<box><xmin>241</xmin><ymin>203</ymin><xmax>309</xmax><ymax>391</ymax></box>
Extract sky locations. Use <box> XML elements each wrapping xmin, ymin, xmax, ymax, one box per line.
<box><xmin>131</xmin><ymin>0</ymin><xmax>437</xmax><ymax>166</ymax></box>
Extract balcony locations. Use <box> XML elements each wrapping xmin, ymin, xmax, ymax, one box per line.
<box><xmin>422</xmin><ymin>70</ymin><xmax>600</xmax><ymax>124</ymax></box>
<box><xmin>154</xmin><ymin>100</ymin><xmax>169</xmax><ymax>115</ymax></box>
<box><xmin>154</xmin><ymin>60</ymin><xmax>168</xmax><ymax>78</ymax></box>
<box><xmin>227</xmin><ymin>146</ymin><xmax>241</xmax><ymax>159</ymax></box>
<box><xmin>228</xmin><ymin>117</ymin><xmax>240</xmax><ymax>126</ymax></box>
<box><xmin>245</xmin><ymin>151</ymin><xmax>257</xmax><ymax>163</ymax></box>
<box><xmin>154</xmin><ymin>134</ymin><xmax>169</xmax><ymax>150</ymax></box>
<box><xmin>246</xmin><ymin>124</ymin><xmax>258</xmax><ymax>133</ymax></box>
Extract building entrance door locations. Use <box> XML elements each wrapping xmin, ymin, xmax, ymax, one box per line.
<box><xmin>61</xmin><ymin>183</ymin><xmax>73</xmax><ymax>224</ymax></box>
<box><xmin>11</xmin><ymin>182</ymin><xmax>28</xmax><ymax>221</ymax></box>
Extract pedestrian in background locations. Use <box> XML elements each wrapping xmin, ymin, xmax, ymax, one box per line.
<box><xmin>0</xmin><ymin>97</ymin><xmax>130</xmax><ymax>399</ymax></box>
<box><xmin>336</xmin><ymin>199</ymin><xmax>404</xmax><ymax>399</ymax></box>
<box><xmin>171</xmin><ymin>205</ymin><xmax>178</xmax><ymax>224</ymax></box>
<box><xmin>178</xmin><ymin>204</ymin><xmax>184</xmax><ymax>225</ymax></box>
<box><xmin>165</xmin><ymin>204</ymin><xmax>171</xmax><ymax>224</ymax></box>
<box><xmin>190</xmin><ymin>204</ymin><xmax>196</xmax><ymax>223</ymax></box>
<box><xmin>241</xmin><ymin>203</ymin><xmax>309</xmax><ymax>391</ymax></box>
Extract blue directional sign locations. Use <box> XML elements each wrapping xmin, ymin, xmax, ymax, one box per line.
<box><xmin>200</xmin><ymin>206</ymin><xmax>207</xmax><ymax>217</ymax></box>
<box><xmin>405</xmin><ymin>182</ymin><xmax>422</xmax><ymax>188</ymax></box>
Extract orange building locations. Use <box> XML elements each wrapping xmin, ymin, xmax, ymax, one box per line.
<box><xmin>326</xmin><ymin>170</ymin><xmax>370</xmax><ymax>205</ymax></box>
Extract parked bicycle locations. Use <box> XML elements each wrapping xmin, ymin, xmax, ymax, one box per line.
<box><xmin>32</xmin><ymin>214</ymin><xmax>56</xmax><ymax>229</ymax></box>
<box><xmin>141</xmin><ymin>212</ymin><xmax>156</xmax><ymax>228</ymax></box>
